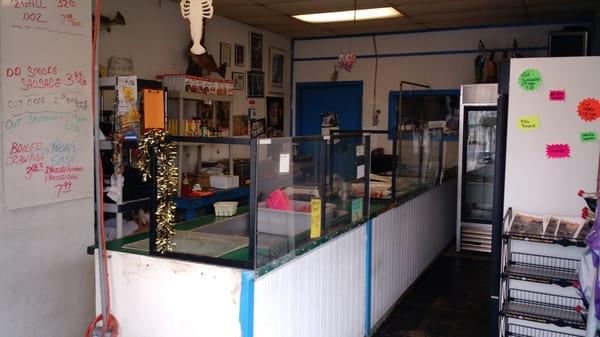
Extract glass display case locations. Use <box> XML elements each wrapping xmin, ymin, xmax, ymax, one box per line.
<box><xmin>331</xmin><ymin>130</ymin><xmax>396</xmax><ymax>214</ymax></box>
<box><xmin>106</xmin><ymin>135</ymin><xmax>370</xmax><ymax>273</ymax></box>
<box><xmin>395</xmin><ymin>126</ymin><xmax>444</xmax><ymax>200</ymax></box>
<box><xmin>461</xmin><ymin>107</ymin><xmax>497</xmax><ymax>222</ymax></box>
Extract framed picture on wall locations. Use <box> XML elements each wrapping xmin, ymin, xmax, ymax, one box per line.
<box><xmin>220</xmin><ymin>42</ymin><xmax>232</xmax><ymax>66</ymax></box>
<box><xmin>233</xmin><ymin>115</ymin><xmax>249</xmax><ymax>136</ymax></box>
<box><xmin>266</xmin><ymin>96</ymin><xmax>284</xmax><ymax>137</ymax></box>
<box><xmin>232</xmin><ymin>72</ymin><xmax>245</xmax><ymax>90</ymax></box>
<box><xmin>235</xmin><ymin>44</ymin><xmax>245</xmax><ymax>67</ymax></box>
<box><xmin>247</xmin><ymin>71</ymin><xmax>264</xmax><ymax>98</ymax></box>
<box><xmin>250</xmin><ymin>32</ymin><xmax>263</xmax><ymax>71</ymax></box>
<box><xmin>268</xmin><ymin>47</ymin><xmax>285</xmax><ymax>94</ymax></box>
<box><xmin>250</xmin><ymin>118</ymin><xmax>266</xmax><ymax>138</ymax></box>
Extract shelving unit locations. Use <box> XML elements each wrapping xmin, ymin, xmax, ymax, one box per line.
<box><xmin>502</xmin><ymin>289</ymin><xmax>585</xmax><ymax>329</ymax></box>
<box><xmin>506</xmin><ymin>323</ymin><xmax>584</xmax><ymax>337</ymax></box>
<box><xmin>98</xmin><ymin>77</ymin><xmax>162</xmax><ymax>238</ymax></box>
<box><xmin>499</xmin><ymin>208</ymin><xmax>587</xmax><ymax>336</ymax></box>
<box><xmin>166</xmin><ymin>90</ymin><xmax>238</xmax><ymax>197</ymax></box>
<box><xmin>503</xmin><ymin>231</ymin><xmax>586</xmax><ymax>248</ymax></box>
<box><xmin>504</xmin><ymin>252</ymin><xmax>579</xmax><ymax>287</ymax></box>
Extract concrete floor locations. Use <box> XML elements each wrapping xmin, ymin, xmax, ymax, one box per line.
<box><xmin>372</xmin><ymin>250</ymin><xmax>491</xmax><ymax>337</ymax></box>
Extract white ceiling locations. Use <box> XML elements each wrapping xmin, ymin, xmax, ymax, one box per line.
<box><xmin>212</xmin><ymin>0</ymin><xmax>600</xmax><ymax>38</ymax></box>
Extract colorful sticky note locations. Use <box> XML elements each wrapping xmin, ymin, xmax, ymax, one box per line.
<box><xmin>549</xmin><ymin>90</ymin><xmax>566</xmax><ymax>101</ymax></box>
<box><xmin>577</xmin><ymin>98</ymin><xmax>600</xmax><ymax>122</ymax></box>
<box><xmin>518</xmin><ymin>68</ymin><xmax>542</xmax><ymax>91</ymax></box>
<box><xmin>310</xmin><ymin>198</ymin><xmax>321</xmax><ymax>239</ymax></box>
<box><xmin>517</xmin><ymin>115</ymin><xmax>540</xmax><ymax>131</ymax></box>
<box><xmin>546</xmin><ymin>144</ymin><xmax>571</xmax><ymax>159</ymax></box>
<box><xmin>581</xmin><ymin>131</ymin><xmax>598</xmax><ymax>143</ymax></box>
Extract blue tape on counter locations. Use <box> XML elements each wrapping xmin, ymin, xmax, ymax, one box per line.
<box><xmin>364</xmin><ymin>219</ymin><xmax>373</xmax><ymax>336</ymax></box>
<box><xmin>240</xmin><ymin>270</ymin><xmax>255</xmax><ymax>337</ymax></box>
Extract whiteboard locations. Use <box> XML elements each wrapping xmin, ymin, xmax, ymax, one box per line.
<box><xmin>0</xmin><ymin>0</ymin><xmax>93</xmax><ymax>209</ymax></box>
<box><xmin>504</xmin><ymin>57</ymin><xmax>600</xmax><ymax>216</ymax></box>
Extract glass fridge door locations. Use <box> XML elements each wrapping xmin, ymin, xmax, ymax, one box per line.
<box><xmin>462</xmin><ymin>107</ymin><xmax>497</xmax><ymax>223</ymax></box>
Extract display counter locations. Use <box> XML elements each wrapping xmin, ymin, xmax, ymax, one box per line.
<box><xmin>94</xmin><ymin>132</ymin><xmax>457</xmax><ymax>337</ymax></box>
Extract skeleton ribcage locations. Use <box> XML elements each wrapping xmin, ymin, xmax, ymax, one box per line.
<box><xmin>180</xmin><ymin>0</ymin><xmax>214</xmax><ymax>19</ymax></box>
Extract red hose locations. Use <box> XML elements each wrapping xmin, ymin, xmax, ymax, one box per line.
<box><xmin>86</xmin><ymin>0</ymin><xmax>119</xmax><ymax>336</ymax></box>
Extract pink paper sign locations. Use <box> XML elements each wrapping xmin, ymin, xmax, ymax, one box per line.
<box><xmin>549</xmin><ymin>90</ymin><xmax>566</xmax><ymax>101</ymax></box>
<box><xmin>546</xmin><ymin>144</ymin><xmax>571</xmax><ymax>159</ymax></box>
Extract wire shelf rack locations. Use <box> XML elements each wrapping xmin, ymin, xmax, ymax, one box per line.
<box><xmin>502</xmin><ymin>208</ymin><xmax>586</xmax><ymax>247</ymax></box>
<box><xmin>502</xmin><ymin>289</ymin><xmax>586</xmax><ymax>330</ymax></box>
<box><xmin>503</xmin><ymin>231</ymin><xmax>586</xmax><ymax>247</ymax></box>
<box><xmin>506</xmin><ymin>323</ymin><xmax>584</xmax><ymax>337</ymax></box>
<box><xmin>505</xmin><ymin>252</ymin><xmax>579</xmax><ymax>287</ymax></box>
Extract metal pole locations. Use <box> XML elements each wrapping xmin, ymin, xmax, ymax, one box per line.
<box><xmin>93</xmin><ymin>19</ymin><xmax>108</xmax><ymax>328</ymax></box>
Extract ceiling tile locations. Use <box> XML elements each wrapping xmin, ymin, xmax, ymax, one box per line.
<box><xmin>527</xmin><ymin>2</ymin><xmax>600</xmax><ymax>14</ymax></box>
<box><xmin>235</xmin><ymin>15</ymin><xmax>300</xmax><ymax>26</ymax></box>
<box><xmin>213</xmin><ymin>0</ymin><xmax>254</xmax><ymax>5</ymax></box>
<box><xmin>330</xmin><ymin>23</ymin><xmax>427</xmax><ymax>35</ymax></box>
<box><xmin>396</xmin><ymin>0</ymin><xmax>522</xmax><ymax>17</ymax></box>
<box><xmin>267</xmin><ymin>0</ymin><xmax>393</xmax><ymax>15</ymax></box>
<box><xmin>214</xmin><ymin>4</ymin><xmax>280</xmax><ymax>17</ymax></box>
<box><xmin>414</xmin><ymin>7</ymin><xmax>526</xmax><ymax>24</ymax></box>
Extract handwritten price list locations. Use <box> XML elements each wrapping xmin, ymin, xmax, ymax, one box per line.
<box><xmin>4</xmin><ymin>65</ymin><xmax>89</xmax><ymax>133</ymax></box>
<box><xmin>2</xmin><ymin>64</ymin><xmax>90</xmax><ymax>202</ymax></box>
<box><xmin>6</xmin><ymin>140</ymin><xmax>81</xmax><ymax>197</ymax></box>
<box><xmin>7</xmin><ymin>0</ymin><xmax>88</xmax><ymax>37</ymax></box>
<box><xmin>1</xmin><ymin>0</ymin><xmax>92</xmax><ymax>209</ymax></box>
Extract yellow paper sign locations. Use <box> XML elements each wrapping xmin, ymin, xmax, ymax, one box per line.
<box><xmin>517</xmin><ymin>115</ymin><xmax>540</xmax><ymax>131</ymax></box>
<box><xmin>310</xmin><ymin>198</ymin><xmax>321</xmax><ymax>239</ymax></box>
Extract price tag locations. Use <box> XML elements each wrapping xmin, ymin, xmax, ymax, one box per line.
<box><xmin>310</xmin><ymin>198</ymin><xmax>321</xmax><ymax>239</ymax></box>
<box><xmin>357</xmin><ymin>164</ymin><xmax>365</xmax><ymax>179</ymax></box>
<box><xmin>356</xmin><ymin>145</ymin><xmax>364</xmax><ymax>156</ymax></box>
<box><xmin>351</xmin><ymin>198</ymin><xmax>363</xmax><ymax>222</ymax></box>
<box><xmin>279</xmin><ymin>153</ymin><xmax>290</xmax><ymax>174</ymax></box>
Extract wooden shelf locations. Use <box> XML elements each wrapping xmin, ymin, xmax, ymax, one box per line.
<box><xmin>168</xmin><ymin>91</ymin><xmax>234</xmax><ymax>102</ymax></box>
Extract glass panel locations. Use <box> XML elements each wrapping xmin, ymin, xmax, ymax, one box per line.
<box><xmin>462</xmin><ymin>108</ymin><xmax>497</xmax><ymax>222</ymax></box>
<box><xmin>326</xmin><ymin>134</ymin><xmax>369</xmax><ymax>231</ymax></box>
<box><xmin>255</xmin><ymin>137</ymin><xmax>324</xmax><ymax>268</ymax></box>
<box><xmin>395</xmin><ymin>128</ymin><xmax>428</xmax><ymax>199</ymax></box>
<box><xmin>149</xmin><ymin>137</ymin><xmax>252</xmax><ymax>266</ymax></box>
<box><xmin>421</xmin><ymin>127</ymin><xmax>443</xmax><ymax>186</ymax></box>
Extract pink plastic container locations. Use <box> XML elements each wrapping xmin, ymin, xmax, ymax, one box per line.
<box><xmin>266</xmin><ymin>189</ymin><xmax>292</xmax><ymax>211</ymax></box>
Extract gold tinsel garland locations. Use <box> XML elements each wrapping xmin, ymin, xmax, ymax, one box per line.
<box><xmin>138</xmin><ymin>129</ymin><xmax>178</xmax><ymax>254</ymax></box>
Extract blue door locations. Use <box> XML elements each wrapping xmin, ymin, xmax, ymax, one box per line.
<box><xmin>296</xmin><ymin>81</ymin><xmax>363</xmax><ymax>136</ymax></box>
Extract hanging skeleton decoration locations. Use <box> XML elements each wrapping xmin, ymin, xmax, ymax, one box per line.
<box><xmin>180</xmin><ymin>0</ymin><xmax>214</xmax><ymax>55</ymax></box>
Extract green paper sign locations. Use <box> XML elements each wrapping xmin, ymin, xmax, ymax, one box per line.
<box><xmin>351</xmin><ymin>198</ymin><xmax>363</xmax><ymax>223</ymax></box>
<box><xmin>581</xmin><ymin>131</ymin><xmax>598</xmax><ymax>143</ymax></box>
<box><xmin>518</xmin><ymin>68</ymin><xmax>542</xmax><ymax>91</ymax></box>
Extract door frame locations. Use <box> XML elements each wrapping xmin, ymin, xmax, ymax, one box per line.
<box><xmin>295</xmin><ymin>81</ymin><xmax>363</xmax><ymax>136</ymax></box>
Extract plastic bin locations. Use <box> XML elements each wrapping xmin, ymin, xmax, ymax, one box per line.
<box><xmin>214</xmin><ymin>201</ymin><xmax>238</xmax><ymax>217</ymax></box>
<box><xmin>257</xmin><ymin>200</ymin><xmax>336</xmax><ymax>236</ymax></box>
<box><xmin>210</xmin><ymin>175</ymin><xmax>239</xmax><ymax>189</ymax></box>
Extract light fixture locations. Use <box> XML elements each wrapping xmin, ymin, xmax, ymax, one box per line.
<box><xmin>293</xmin><ymin>7</ymin><xmax>402</xmax><ymax>24</ymax></box>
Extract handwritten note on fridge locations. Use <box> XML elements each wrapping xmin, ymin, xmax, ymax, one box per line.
<box><xmin>1</xmin><ymin>0</ymin><xmax>92</xmax><ymax>209</ymax></box>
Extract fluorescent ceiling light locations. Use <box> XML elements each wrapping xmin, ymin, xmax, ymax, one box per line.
<box><xmin>293</xmin><ymin>7</ymin><xmax>403</xmax><ymax>23</ymax></box>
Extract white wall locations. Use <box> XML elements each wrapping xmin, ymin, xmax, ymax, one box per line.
<box><xmin>293</xmin><ymin>23</ymin><xmax>579</xmax><ymax>145</ymax></box>
<box><xmin>504</xmin><ymin>57</ymin><xmax>600</xmax><ymax>216</ymax></box>
<box><xmin>0</xmin><ymin>2</ymin><xmax>95</xmax><ymax>337</ymax></box>
<box><xmin>99</xmin><ymin>0</ymin><xmax>292</xmax><ymax>137</ymax></box>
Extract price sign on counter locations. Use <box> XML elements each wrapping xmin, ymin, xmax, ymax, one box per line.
<box><xmin>1</xmin><ymin>0</ymin><xmax>93</xmax><ymax>209</ymax></box>
<box><xmin>351</xmin><ymin>198</ymin><xmax>363</xmax><ymax>222</ymax></box>
<box><xmin>310</xmin><ymin>198</ymin><xmax>321</xmax><ymax>239</ymax></box>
